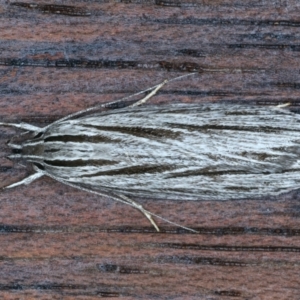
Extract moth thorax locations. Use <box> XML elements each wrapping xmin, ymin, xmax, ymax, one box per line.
<box><xmin>21</xmin><ymin>140</ymin><xmax>44</xmax><ymax>156</ymax></box>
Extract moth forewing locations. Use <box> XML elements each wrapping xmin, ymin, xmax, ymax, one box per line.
<box><xmin>1</xmin><ymin>74</ymin><xmax>300</xmax><ymax>233</ymax></box>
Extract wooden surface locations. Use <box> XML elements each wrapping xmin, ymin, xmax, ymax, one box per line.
<box><xmin>1</xmin><ymin>0</ymin><xmax>300</xmax><ymax>299</ymax></box>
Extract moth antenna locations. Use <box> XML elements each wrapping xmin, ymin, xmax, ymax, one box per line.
<box><xmin>40</xmin><ymin>171</ymin><xmax>198</xmax><ymax>233</ymax></box>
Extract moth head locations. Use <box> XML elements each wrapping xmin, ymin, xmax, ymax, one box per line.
<box><xmin>7</xmin><ymin>131</ymin><xmax>45</xmax><ymax>159</ymax></box>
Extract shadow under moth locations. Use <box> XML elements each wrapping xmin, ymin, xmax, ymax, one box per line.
<box><xmin>1</xmin><ymin>73</ymin><xmax>300</xmax><ymax>233</ymax></box>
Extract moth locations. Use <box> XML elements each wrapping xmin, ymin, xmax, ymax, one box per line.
<box><xmin>1</xmin><ymin>73</ymin><xmax>300</xmax><ymax>233</ymax></box>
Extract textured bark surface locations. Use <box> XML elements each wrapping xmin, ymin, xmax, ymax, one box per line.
<box><xmin>1</xmin><ymin>0</ymin><xmax>300</xmax><ymax>299</ymax></box>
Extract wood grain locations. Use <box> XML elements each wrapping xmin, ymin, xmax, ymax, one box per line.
<box><xmin>1</xmin><ymin>0</ymin><xmax>300</xmax><ymax>299</ymax></box>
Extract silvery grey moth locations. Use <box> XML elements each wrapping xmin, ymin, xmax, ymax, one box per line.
<box><xmin>1</xmin><ymin>74</ymin><xmax>300</xmax><ymax>233</ymax></box>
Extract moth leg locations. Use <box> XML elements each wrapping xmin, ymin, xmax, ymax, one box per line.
<box><xmin>43</xmin><ymin>81</ymin><xmax>171</xmax><ymax>128</ymax></box>
<box><xmin>129</xmin><ymin>80</ymin><xmax>168</xmax><ymax>108</ymax></box>
<box><xmin>43</xmin><ymin>73</ymin><xmax>196</xmax><ymax>129</ymax></box>
<box><xmin>103</xmin><ymin>73</ymin><xmax>196</xmax><ymax>109</ymax></box>
<box><xmin>270</xmin><ymin>102</ymin><xmax>300</xmax><ymax>119</ymax></box>
<box><xmin>37</xmin><ymin>173</ymin><xmax>198</xmax><ymax>232</ymax></box>
<box><xmin>276</xmin><ymin>102</ymin><xmax>291</xmax><ymax>108</ymax></box>
<box><xmin>117</xmin><ymin>194</ymin><xmax>160</xmax><ymax>231</ymax></box>
<box><xmin>6</xmin><ymin>143</ymin><xmax>22</xmax><ymax>149</ymax></box>
<box><xmin>0</xmin><ymin>122</ymin><xmax>41</xmax><ymax>132</ymax></box>
<box><xmin>4</xmin><ymin>171</ymin><xmax>44</xmax><ymax>189</ymax></box>
<box><xmin>102</xmin><ymin>80</ymin><xmax>168</xmax><ymax>110</ymax></box>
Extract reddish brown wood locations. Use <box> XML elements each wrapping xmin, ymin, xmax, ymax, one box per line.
<box><xmin>1</xmin><ymin>0</ymin><xmax>300</xmax><ymax>299</ymax></box>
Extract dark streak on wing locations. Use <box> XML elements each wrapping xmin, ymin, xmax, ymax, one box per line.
<box><xmin>166</xmin><ymin>123</ymin><xmax>298</xmax><ymax>133</ymax></box>
<box><xmin>44</xmin><ymin>159</ymin><xmax>116</xmax><ymax>167</ymax></box>
<box><xmin>81</xmin><ymin>164</ymin><xmax>175</xmax><ymax>177</ymax></box>
<box><xmin>166</xmin><ymin>168</ymin><xmax>252</xmax><ymax>178</ymax></box>
<box><xmin>44</xmin><ymin>135</ymin><xmax>121</xmax><ymax>143</ymax></box>
<box><xmin>166</xmin><ymin>165</ymin><xmax>300</xmax><ymax>178</ymax></box>
<box><xmin>82</xmin><ymin>125</ymin><xmax>181</xmax><ymax>139</ymax></box>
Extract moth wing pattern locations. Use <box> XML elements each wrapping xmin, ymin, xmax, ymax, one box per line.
<box><xmin>36</xmin><ymin>103</ymin><xmax>300</xmax><ymax>201</ymax></box>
